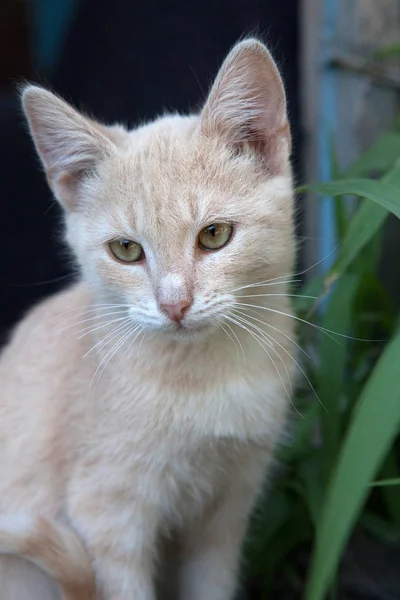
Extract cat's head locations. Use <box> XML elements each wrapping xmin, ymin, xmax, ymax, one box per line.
<box><xmin>22</xmin><ymin>39</ymin><xmax>294</xmax><ymax>340</ymax></box>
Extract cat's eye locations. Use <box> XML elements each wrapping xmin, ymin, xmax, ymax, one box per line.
<box><xmin>198</xmin><ymin>223</ymin><xmax>233</xmax><ymax>251</ymax></box>
<box><xmin>109</xmin><ymin>239</ymin><xmax>144</xmax><ymax>263</ymax></box>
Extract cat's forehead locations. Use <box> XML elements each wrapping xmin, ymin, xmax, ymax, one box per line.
<box><xmin>125</xmin><ymin>115</ymin><xmax>239</xmax><ymax>189</ymax></box>
<box><xmin>100</xmin><ymin>116</ymin><xmax>257</xmax><ymax>226</ymax></box>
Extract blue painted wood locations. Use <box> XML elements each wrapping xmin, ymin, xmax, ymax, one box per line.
<box><xmin>30</xmin><ymin>0</ymin><xmax>78</xmax><ymax>73</ymax></box>
<box><xmin>318</xmin><ymin>0</ymin><xmax>338</xmax><ymax>274</ymax></box>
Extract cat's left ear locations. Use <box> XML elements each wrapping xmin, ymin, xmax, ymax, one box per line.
<box><xmin>22</xmin><ymin>85</ymin><xmax>118</xmax><ymax>211</ymax></box>
<box><xmin>200</xmin><ymin>39</ymin><xmax>291</xmax><ymax>172</ymax></box>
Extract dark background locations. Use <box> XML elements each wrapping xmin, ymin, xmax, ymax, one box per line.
<box><xmin>0</xmin><ymin>0</ymin><xmax>300</xmax><ymax>340</ymax></box>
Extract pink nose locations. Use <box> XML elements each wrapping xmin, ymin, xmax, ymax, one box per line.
<box><xmin>160</xmin><ymin>300</ymin><xmax>192</xmax><ymax>322</ymax></box>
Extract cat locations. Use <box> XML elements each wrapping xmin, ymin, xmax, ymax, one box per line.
<box><xmin>0</xmin><ymin>515</ymin><xmax>96</xmax><ymax>599</ymax></box>
<box><xmin>0</xmin><ymin>38</ymin><xmax>296</xmax><ymax>600</ymax></box>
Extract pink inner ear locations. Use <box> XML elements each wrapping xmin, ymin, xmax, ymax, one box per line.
<box><xmin>22</xmin><ymin>85</ymin><xmax>118</xmax><ymax>211</ymax></box>
<box><xmin>200</xmin><ymin>40</ymin><xmax>291</xmax><ymax>164</ymax></box>
<box><xmin>48</xmin><ymin>169</ymin><xmax>87</xmax><ymax>212</ymax></box>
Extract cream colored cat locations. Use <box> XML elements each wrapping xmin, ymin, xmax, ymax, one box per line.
<box><xmin>0</xmin><ymin>39</ymin><xmax>296</xmax><ymax>600</ymax></box>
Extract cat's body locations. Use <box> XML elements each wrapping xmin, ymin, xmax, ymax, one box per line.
<box><xmin>0</xmin><ymin>40</ymin><xmax>296</xmax><ymax>599</ymax></box>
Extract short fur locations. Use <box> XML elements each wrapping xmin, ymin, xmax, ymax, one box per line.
<box><xmin>0</xmin><ymin>516</ymin><xmax>96</xmax><ymax>599</ymax></box>
<box><xmin>0</xmin><ymin>39</ymin><xmax>296</xmax><ymax>599</ymax></box>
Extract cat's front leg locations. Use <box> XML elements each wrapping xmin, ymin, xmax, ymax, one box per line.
<box><xmin>178</xmin><ymin>495</ymin><xmax>252</xmax><ymax>600</ymax></box>
<box><xmin>68</xmin><ymin>484</ymin><xmax>158</xmax><ymax>600</ymax></box>
<box><xmin>178</xmin><ymin>446</ymin><xmax>269</xmax><ymax>600</ymax></box>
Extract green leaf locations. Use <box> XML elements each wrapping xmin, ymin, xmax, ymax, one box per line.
<box><xmin>257</xmin><ymin>504</ymin><xmax>311</xmax><ymax>587</ymax></box>
<box><xmin>361</xmin><ymin>511</ymin><xmax>400</xmax><ymax>544</ymax></box>
<box><xmin>318</xmin><ymin>274</ymin><xmax>360</xmax><ymax>478</ymax></box>
<box><xmin>247</xmin><ymin>488</ymin><xmax>292</xmax><ymax>556</ymax></box>
<box><xmin>278</xmin><ymin>401</ymin><xmax>320</xmax><ymax>463</ymax></box>
<box><xmin>245</xmin><ymin>492</ymin><xmax>305</xmax><ymax>583</ymax></box>
<box><xmin>344</xmin><ymin>132</ymin><xmax>400</xmax><ymax>177</ymax></box>
<box><xmin>329</xmin><ymin>135</ymin><xmax>347</xmax><ymax>238</ymax></box>
<box><xmin>378</xmin><ymin>450</ymin><xmax>400</xmax><ymax>527</ymax></box>
<box><xmin>292</xmin><ymin>274</ymin><xmax>326</xmax><ymax>314</ymax></box>
<box><xmin>372</xmin><ymin>44</ymin><xmax>400</xmax><ymax>60</ymax></box>
<box><xmin>330</xmin><ymin>167</ymin><xmax>400</xmax><ymax>278</ymax></box>
<box><xmin>298</xmin><ymin>455</ymin><xmax>325</xmax><ymax>525</ymax></box>
<box><xmin>301</xmin><ymin>177</ymin><xmax>400</xmax><ymax>219</ymax></box>
<box><xmin>304</xmin><ymin>328</ymin><xmax>400</xmax><ymax>600</ymax></box>
<box><xmin>333</xmin><ymin>203</ymin><xmax>387</xmax><ymax>277</ymax></box>
<box><xmin>370</xmin><ymin>478</ymin><xmax>400</xmax><ymax>487</ymax></box>
<box><xmin>350</xmin><ymin>223</ymin><xmax>383</xmax><ymax>277</ymax></box>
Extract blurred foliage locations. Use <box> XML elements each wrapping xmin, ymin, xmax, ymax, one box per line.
<box><xmin>244</xmin><ymin>113</ymin><xmax>400</xmax><ymax>599</ymax></box>
<box><xmin>372</xmin><ymin>44</ymin><xmax>400</xmax><ymax>61</ymax></box>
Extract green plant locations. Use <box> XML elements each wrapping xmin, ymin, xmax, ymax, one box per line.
<box><xmin>245</xmin><ymin>124</ymin><xmax>400</xmax><ymax>599</ymax></box>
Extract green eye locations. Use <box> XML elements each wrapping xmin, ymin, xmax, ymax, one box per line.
<box><xmin>198</xmin><ymin>223</ymin><xmax>233</xmax><ymax>251</ymax></box>
<box><xmin>109</xmin><ymin>239</ymin><xmax>144</xmax><ymax>263</ymax></box>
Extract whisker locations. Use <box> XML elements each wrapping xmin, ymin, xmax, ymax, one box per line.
<box><xmin>261</xmin><ymin>243</ymin><xmax>340</xmax><ymax>286</ymax></box>
<box><xmin>235</xmin><ymin>302</ymin><xmax>375</xmax><ymax>343</ymax></box>
<box><xmin>11</xmin><ymin>274</ymin><xmax>75</xmax><ymax>288</ymax></box>
<box><xmin>226</xmin><ymin>314</ymin><xmax>305</xmax><ymax>419</ymax></box>
<box><xmin>229</xmin><ymin>278</ymin><xmax>301</xmax><ymax>293</ymax></box>
<box><xmin>125</xmin><ymin>325</ymin><xmax>144</xmax><ymax>356</ymax></box>
<box><xmin>235</xmin><ymin>293</ymin><xmax>317</xmax><ymax>300</ymax></box>
<box><xmin>84</xmin><ymin>321</ymin><xmax>133</xmax><ymax>363</ymax></box>
<box><xmin>90</xmin><ymin>323</ymin><xmax>138</xmax><ymax>391</ymax></box>
<box><xmin>224</xmin><ymin>315</ymin><xmax>292</xmax><ymax>404</ymax></box>
<box><xmin>228</xmin><ymin>244</ymin><xmax>340</xmax><ymax>295</ymax></box>
<box><xmin>53</xmin><ymin>303</ymin><xmax>131</xmax><ymax>320</ymax></box>
<box><xmin>233</xmin><ymin>308</ymin><xmax>325</xmax><ymax>412</ymax></box>
<box><xmin>223</xmin><ymin>321</ymin><xmax>245</xmax><ymax>362</ymax></box>
<box><xmin>77</xmin><ymin>316</ymin><xmax>129</xmax><ymax>339</ymax></box>
<box><xmin>94</xmin><ymin>325</ymin><xmax>137</xmax><ymax>388</ymax></box>
<box><xmin>289</xmin><ymin>243</ymin><xmax>340</xmax><ymax>280</ymax></box>
<box><xmin>230</xmin><ymin>312</ymin><xmax>292</xmax><ymax>393</ymax></box>
<box><xmin>217</xmin><ymin>323</ymin><xmax>239</xmax><ymax>359</ymax></box>
<box><xmin>136</xmin><ymin>329</ymin><xmax>146</xmax><ymax>355</ymax></box>
<box><xmin>56</xmin><ymin>310</ymin><xmax>126</xmax><ymax>334</ymax></box>
<box><xmin>62</xmin><ymin>305</ymin><xmax>128</xmax><ymax>318</ymax></box>
<box><xmin>83</xmin><ymin>319</ymin><xmax>132</xmax><ymax>357</ymax></box>
<box><xmin>116</xmin><ymin>326</ymin><xmax>145</xmax><ymax>374</ymax></box>
<box><xmin>54</xmin><ymin>307</ymin><xmax>129</xmax><ymax>333</ymax></box>
<box><xmin>237</xmin><ymin>305</ymin><xmax>311</xmax><ymax>360</ymax></box>
<box><xmin>91</xmin><ymin>320</ymin><xmax>133</xmax><ymax>365</ymax></box>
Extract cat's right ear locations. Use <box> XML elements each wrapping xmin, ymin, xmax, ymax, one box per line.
<box><xmin>200</xmin><ymin>39</ymin><xmax>290</xmax><ymax>173</ymax></box>
<box><xmin>21</xmin><ymin>85</ymin><xmax>116</xmax><ymax>211</ymax></box>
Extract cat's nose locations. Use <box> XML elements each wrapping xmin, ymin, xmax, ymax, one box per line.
<box><xmin>160</xmin><ymin>300</ymin><xmax>192</xmax><ymax>322</ymax></box>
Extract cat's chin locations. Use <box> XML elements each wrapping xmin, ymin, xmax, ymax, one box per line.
<box><xmin>164</xmin><ymin>321</ymin><xmax>213</xmax><ymax>342</ymax></box>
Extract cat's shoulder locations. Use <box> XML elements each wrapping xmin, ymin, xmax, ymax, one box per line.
<box><xmin>19</xmin><ymin>280</ymin><xmax>89</xmax><ymax>324</ymax></box>
<box><xmin>2</xmin><ymin>281</ymin><xmax>90</xmax><ymax>351</ymax></box>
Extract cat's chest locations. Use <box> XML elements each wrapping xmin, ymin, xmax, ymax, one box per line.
<box><xmin>143</xmin><ymin>435</ymin><xmax>247</xmax><ymax>525</ymax></box>
<box><xmin>97</xmin><ymin>359</ymin><xmax>289</xmax><ymax>443</ymax></box>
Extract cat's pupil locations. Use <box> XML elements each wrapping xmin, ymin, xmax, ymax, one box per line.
<box><xmin>208</xmin><ymin>226</ymin><xmax>216</xmax><ymax>237</ymax></box>
<box><xmin>122</xmin><ymin>240</ymin><xmax>131</xmax><ymax>249</ymax></box>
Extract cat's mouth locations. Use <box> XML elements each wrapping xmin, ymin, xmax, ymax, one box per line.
<box><xmin>167</xmin><ymin>319</ymin><xmax>211</xmax><ymax>339</ymax></box>
<box><xmin>173</xmin><ymin>321</ymin><xmax>201</xmax><ymax>332</ymax></box>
